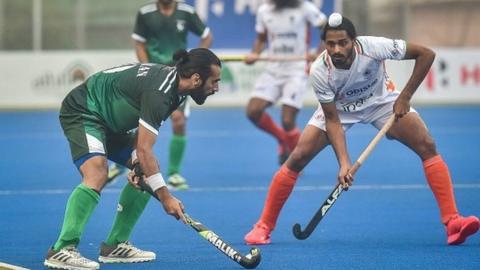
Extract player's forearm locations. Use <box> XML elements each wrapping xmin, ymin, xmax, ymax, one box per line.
<box><xmin>401</xmin><ymin>47</ymin><xmax>435</xmax><ymax>100</ymax></box>
<box><xmin>199</xmin><ymin>32</ymin><xmax>212</xmax><ymax>48</ymax></box>
<box><xmin>136</xmin><ymin>146</ymin><xmax>172</xmax><ymax>201</ymax></box>
<box><xmin>134</xmin><ymin>42</ymin><xmax>149</xmax><ymax>63</ymax></box>
<box><xmin>136</xmin><ymin>147</ymin><xmax>160</xmax><ymax>177</ymax></box>
<box><xmin>253</xmin><ymin>43</ymin><xmax>265</xmax><ymax>54</ymax></box>
<box><xmin>325</xmin><ymin>120</ymin><xmax>350</xmax><ymax>166</ymax></box>
<box><xmin>251</xmin><ymin>38</ymin><xmax>266</xmax><ymax>54</ymax></box>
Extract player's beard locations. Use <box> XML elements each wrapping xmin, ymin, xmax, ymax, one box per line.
<box><xmin>190</xmin><ymin>90</ymin><xmax>208</xmax><ymax>105</ymax></box>
<box><xmin>331</xmin><ymin>46</ymin><xmax>354</xmax><ymax>69</ymax></box>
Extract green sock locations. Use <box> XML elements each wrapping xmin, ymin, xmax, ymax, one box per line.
<box><xmin>168</xmin><ymin>135</ymin><xmax>186</xmax><ymax>175</ymax></box>
<box><xmin>53</xmin><ymin>183</ymin><xmax>100</xmax><ymax>251</ymax></box>
<box><xmin>105</xmin><ymin>183</ymin><xmax>151</xmax><ymax>246</ymax></box>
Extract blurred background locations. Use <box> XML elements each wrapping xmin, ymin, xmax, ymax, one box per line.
<box><xmin>0</xmin><ymin>0</ymin><xmax>479</xmax><ymax>108</ymax></box>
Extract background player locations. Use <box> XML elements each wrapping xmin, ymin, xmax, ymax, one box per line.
<box><xmin>245</xmin><ymin>0</ymin><xmax>326</xmax><ymax>164</ymax></box>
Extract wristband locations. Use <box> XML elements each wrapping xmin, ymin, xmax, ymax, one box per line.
<box><xmin>146</xmin><ymin>173</ymin><xmax>166</xmax><ymax>192</ymax></box>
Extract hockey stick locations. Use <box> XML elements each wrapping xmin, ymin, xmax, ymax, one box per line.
<box><xmin>219</xmin><ymin>54</ymin><xmax>307</xmax><ymax>62</ymax></box>
<box><xmin>135</xmin><ymin>176</ymin><xmax>261</xmax><ymax>269</ymax></box>
<box><xmin>292</xmin><ymin>114</ymin><xmax>396</xmax><ymax>240</ymax></box>
<box><xmin>185</xmin><ymin>214</ymin><xmax>261</xmax><ymax>269</ymax></box>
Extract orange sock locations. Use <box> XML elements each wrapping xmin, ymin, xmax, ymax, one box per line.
<box><xmin>260</xmin><ymin>165</ymin><xmax>299</xmax><ymax>229</ymax></box>
<box><xmin>423</xmin><ymin>155</ymin><xmax>459</xmax><ymax>224</ymax></box>
<box><xmin>285</xmin><ymin>128</ymin><xmax>301</xmax><ymax>151</ymax></box>
<box><xmin>257</xmin><ymin>113</ymin><xmax>285</xmax><ymax>143</ymax></box>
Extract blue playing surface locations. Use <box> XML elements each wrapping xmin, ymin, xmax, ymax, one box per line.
<box><xmin>0</xmin><ymin>106</ymin><xmax>479</xmax><ymax>269</ymax></box>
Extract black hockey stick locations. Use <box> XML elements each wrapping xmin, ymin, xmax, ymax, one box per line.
<box><xmin>292</xmin><ymin>115</ymin><xmax>396</xmax><ymax>240</ymax></box>
<box><xmin>134</xmin><ymin>175</ymin><xmax>261</xmax><ymax>269</ymax></box>
<box><xmin>185</xmin><ymin>214</ymin><xmax>261</xmax><ymax>269</ymax></box>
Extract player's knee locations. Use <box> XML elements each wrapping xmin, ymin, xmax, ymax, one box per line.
<box><xmin>246</xmin><ymin>107</ymin><xmax>263</xmax><ymax>123</ymax></box>
<box><xmin>171</xmin><ymin>111</ymin><xmax>186</xmax><ymax>127</ymax></box>
<box><xmin>287</xmin><ymin>147</ymin><xmax>310</xmax><ymax>171</ymax></box>
<box><xmin>417</xmin><ymin>135</ymin><xmax>438</xmax><ymax>159</ymax></box>
<box><xmin>83</xmin><ymin>171</ymin><xmax>108</xmax><ymax>192</ymax></box>
<box><xmin>281</xmin><ymin>118</ymin><xmax>296</xmax><ymax>131</ymax></box>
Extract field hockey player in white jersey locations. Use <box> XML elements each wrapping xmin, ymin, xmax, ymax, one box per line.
<box><xmin>244</xmin><ymin>0</ymin><xmax>327</xmax><ymax>165</ymax></box>
<box><xmin>244</xmin><ymin>12</ymin><xmax>479</xmax><ymax>246</ymax></box>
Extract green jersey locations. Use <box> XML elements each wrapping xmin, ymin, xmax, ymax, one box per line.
<box><xmin>132</xmin><ymin>1</ymin><xmax>209</xmax><ymax>65</ymax></box>
<box><xmin>62</xmin><ymin>63</ymin><xmax>185</xmax><ymax>135</ymax></box>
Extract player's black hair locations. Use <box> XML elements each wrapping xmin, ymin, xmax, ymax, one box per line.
<box><xmin>272</xmin><ymin>0</ymin><xmax>300</xmax><ymax>9</ymax></box>
<box><xmin>321</xmin><ymin>15</ymin><xmax>357</xmax><ymax>41</ymax></box>
<box><xmin>173</xmin><ymin>48</ymin><xmax>221</xmax><ymax>84</ymax></box>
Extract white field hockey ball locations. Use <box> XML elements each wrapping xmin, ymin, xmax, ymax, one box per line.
<box><xmin>328</xmin><ymin>13</ymin><xmax>343</xmax><ymax>27</ymax></box>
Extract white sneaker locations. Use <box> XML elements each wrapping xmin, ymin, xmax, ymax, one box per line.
<box><xmin>98</xmin><ymin>242</ymin><xmax>155</xmax><ymax>263</ymax></box>
<box><xmin>44</xmin><ymin>246</ymin><xmax>99</xmax><ymax>270</ymax></box>
<box><xmin>167</xmin><ymin>173</ymin><xmax>189</xmax><ymax>190</ymax></box>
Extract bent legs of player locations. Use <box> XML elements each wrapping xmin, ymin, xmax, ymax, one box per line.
<box><xmin>385</xmin><ymin>112</ymin><xmax>479</xmax><ymax>245</ymax></box>
<box><xmin>44</xmin><ymin>155</ymin><xmax>155</xmax><ymax>270</ymax></box>
<box><xmin>280</xmin><ymin>104</ymin><xmax>301</xmax><ymax>164</ymax></box>
<box><xmin>246</xmin><ymin>97</ymin><xmax>301</xmax><ymax>165</ymax></box>
<box><xmin>245</xmin><ymin>125</ymin><xmax>329</xmax><ymax>245</ymax></box>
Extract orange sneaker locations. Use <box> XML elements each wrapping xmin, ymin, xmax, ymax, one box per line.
<box><xmin>244</xmin><ymin>221</ymin><xmax>272</xmax><ymax>245</ymax></box>
<box><xmin>446</xmin><ymin>215</ymin><xmax>480</xmax><ymax>245</ymax></box>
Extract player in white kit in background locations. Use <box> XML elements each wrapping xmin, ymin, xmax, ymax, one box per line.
<box><xmin>244</xmin><ymin>0</ymin><xmax>326</xmax><ymax>165</ymax></box>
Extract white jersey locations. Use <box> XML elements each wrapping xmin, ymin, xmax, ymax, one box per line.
<box><xmin>311</xmin><ymin>36</ymin><xmax>407</xmax><ymax>113</ymax></box>
<box><xmin>256</xmin><ymin>1</ymin><xmax>326</xmax><ymax>74</ymax></box>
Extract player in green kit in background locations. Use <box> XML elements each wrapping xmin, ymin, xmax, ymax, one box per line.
<box><xmin>108</xmin><ymin>0</ymin><xmax>213</xmax><ymax>190</ymax></box>
<box><xmin>44</xmin><ymin>48</ymin><xmax>221</xmax><ymax>270</ymax></box>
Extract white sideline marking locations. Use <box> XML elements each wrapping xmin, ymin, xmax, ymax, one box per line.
<box><xmin>0</xmin><ymin>184</ymin><xmax>479</xmax><ymax>196</ymax></box>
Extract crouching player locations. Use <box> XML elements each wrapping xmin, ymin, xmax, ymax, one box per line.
<box><xmin>244</xmin><ymin>13</ymin><xmax>480</xmax><ymax>246</ymax></box>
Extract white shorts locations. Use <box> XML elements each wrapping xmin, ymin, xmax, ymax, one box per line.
<box><xmin>307</xmin><ymin>98</ymin><xmax>416</xmax><ymax>131</ymax></box>
<box><xmin>250</xmin><ymin>71</ymin><xmax>308</xmax><ymax>109</ymax></box>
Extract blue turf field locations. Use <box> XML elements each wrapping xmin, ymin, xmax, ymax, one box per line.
<box><xmin>0</xmin><ymin>106</ymin><xmax>479</xmax><ymax>269</ymax></box>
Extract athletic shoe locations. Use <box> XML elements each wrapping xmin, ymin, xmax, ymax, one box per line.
<box><xmin>98</xmin><ymin>241</ymin><xmax>156</xmax><ymax>263</ymax></box>
<box><xmin>244</xmin><ymin>221</ymin><xmax>272</xmax><ymax>245</ymax></box>
<box><xmin>44</xmin><ymin>246</ymin><xmax>99</xmax><ymax>270</ymax></box>
<box><xmin>107</xmin><ymin>164</ymin><xmax>128</xmax><ymax>184</ymax></box>
<box><xmin>167</xmin><ymin>173</ymin><xmax>189</xmax><ymax>190</ymax></box>
<box><xmin>446</xmin><ymin>215</ymin><xmax>480</xmax><ymax>245</ymax></box>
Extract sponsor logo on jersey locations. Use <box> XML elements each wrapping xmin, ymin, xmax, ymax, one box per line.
<box><xmin>341</xmin><ymin>93</ymin><xmax>374</xmax><ymax>112</ymax></box>
<box><xmin>345</xmin><ymin>78</ymin><xmax>378</xmax><ymax>97</ymax></box>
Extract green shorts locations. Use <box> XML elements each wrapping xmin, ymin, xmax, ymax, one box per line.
<box><xmin>59</xmin><ymin>85</ymin><xmax>135</xmax><ymax>165</ymax></box>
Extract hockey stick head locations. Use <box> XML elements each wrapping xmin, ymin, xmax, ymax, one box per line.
<box><xmin>292</xmin><ymin>223</ymin><xmax>309</xmax><ymax>240</ymax></box>
<box><xmin>292</xmin><ymin>223</ymin><xmax>308</xmax><ymax>240</ymax></box>
<box><xmin>240</xmin><ymin>247</ymin><xmax>261</xmax><ymax>269</ymax></box>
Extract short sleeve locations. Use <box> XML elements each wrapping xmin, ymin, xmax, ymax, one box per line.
<box><xmin>187</xmin><ymin>11</ymin><xmax>208</xmax><ymax>37</ymax></box>
<box><xmin>139</xmin><ymin>91</ymin><xmax>170</xmax><ymax>135</ymax></box>
<box><xmin>132</xmin><ymin>11</ymin><xmax>147</xmax><ymax>43</ymax></box>
<box><xmin>255</xmin><ymin>5</ymin><xmax>267</xmax><ymax>34</ymax></box>
<box><xmin>310</xmin><ymin>59</ymin><xmax>335</xmax><ymax>103</ymax></box>
<box><xmin>303</xmin><ymin>2</ymin><xmax>327</xmax><ymax>28</ymax></box>
<box><xmin>357</xmin><ymin>36</ymin><xmax>407</xmax><ymax>60</ymax></box>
